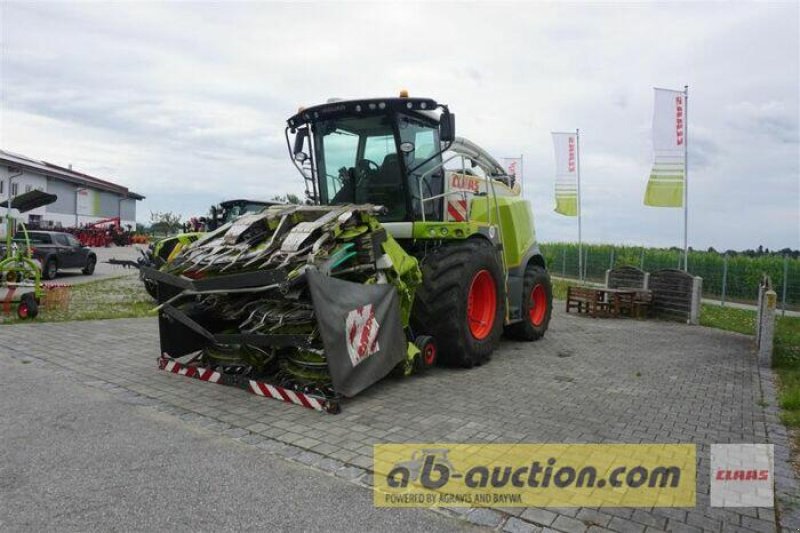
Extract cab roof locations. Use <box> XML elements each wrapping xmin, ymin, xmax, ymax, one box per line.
<box><xmin>286</xmin><ymin>97</ymin><xmax>441</xmax><ymax>129</ymax></box>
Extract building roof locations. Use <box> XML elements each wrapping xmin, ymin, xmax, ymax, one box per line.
<box><xmin>0</xmin><ymin>149</ymin><xmax>145</xmax><ymax>200</ymax></box>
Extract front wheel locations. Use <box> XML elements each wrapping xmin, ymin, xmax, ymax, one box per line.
<box><xmin>411</xmin><ymin>239</ymin><xmax>505</xmax><ymax>368</ymax></box>
<box><xmin>506</xmin><ymin>265</ymin><xmax>552</xmax><ymax>341</ymax></box>
<box><xmin>82</xmin><ymin>256</ymin><xmax>96</xmax><ymax>275</ymax></box>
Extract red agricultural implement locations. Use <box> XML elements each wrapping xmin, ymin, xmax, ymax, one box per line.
<box><xmin>69</xmin><ymin>217</ymin><xmax>133</xmax><ymax>247</ymax></box>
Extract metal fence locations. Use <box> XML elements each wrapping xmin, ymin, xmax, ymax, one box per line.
<box><xmin>540</xmin><ymin>243</ymin><xmax>800</xmax><ymax>313</ymax></box>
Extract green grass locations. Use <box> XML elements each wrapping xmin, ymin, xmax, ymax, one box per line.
<box><xmin>699</xmin><ymin>304</ymin><xmax>756</xmax><ymax>335</ymax></box>
<box><xmin>0</xmin><ymin>274</ymin><xmax>155</xmax><ymax>324</ymax></box>
<box><xmin>551</xmin><ymin>277</ymin><xmax>569</xmax><ymax>300</ymax></box>
<box><xmin>696</xmin><ymin>303</ymin><xmax>800</xmax><ymax>431</ymax></box>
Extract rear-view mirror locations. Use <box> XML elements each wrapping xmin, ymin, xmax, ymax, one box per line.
<box><xmin>440</xmin><ymin>112</ymin><xmax>456</xmax><ymax>143</ymax></box>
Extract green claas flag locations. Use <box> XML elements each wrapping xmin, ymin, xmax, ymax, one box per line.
<box><xmin>555</xmin><ymin>195</ymin><xmax>578</xmax><ymax>216</ymax></box>
<box><xmin>552</xmin><ymin>132</ymin><xmax>579</xmax><ymax>216</ymax></box>
<box><xmin>645</xmin><ymin>88</ymin><xmax>686</xmax><ymax>207</ymax></box>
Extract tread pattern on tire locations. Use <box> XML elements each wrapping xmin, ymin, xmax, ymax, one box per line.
<box><xmin>505</xmin><ymin>265</ymin><xmax>552</xmax><ymax>341</ymax></box>
<box><xmin>411</xmin><ymin>239</ymin><xmax>504</xmax><ymax>368</ymax></box>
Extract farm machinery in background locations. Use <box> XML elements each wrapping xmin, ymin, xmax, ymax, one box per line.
<box><xmin>70</xmin><ymin>216</ymin><xmax>133</xmax><ymax>247</ymax></box>
<box><xmin>205</xmin><ymin>199</ymin><xmax>279</xmax><ymax>231</ymax></box>
<box><xmin>143</xmin><ymin>93</ymin><xmax>553</xmax><ymax>413</ymax></box>
<box><xmin>111</xmin><ymin>198</ymin><xmax>279</xmax><ymax>298</ymax></box>
<box><xmin>0</xmin><ymin>190</ymin><xmax>59</xmax><ymax>319</ymax></box>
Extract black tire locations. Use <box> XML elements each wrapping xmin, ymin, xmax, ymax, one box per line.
<box><xmin>505</xmin><ymin>265</ymin><xmax>553</xmax><ymax>341</ymax></box>
<box><xmin>411</xmin><ymin>239</ymin><xmax>504</xmax><ymax>368</ymax></box>
<box><xmin>413</xmin><ymin>335</ymin><xmax>437</xmax><ymax>373</ymax></box>
<box><xmin>42</xmin><ymin>259</ymin><xmax>57</xmax><ymax>280</ymax></box>
<box><xmin>82</xmin><ymin>256</ymin><xmax>96</xmax><ymax>275</ymax></box>
<box><xmin>18</xmin><ymin>293</ymin><xmax>38</xmax><ymax>319</ymax></box>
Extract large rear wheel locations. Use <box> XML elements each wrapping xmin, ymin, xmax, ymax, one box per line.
<box><xmin>506</xmin><ymin>265</ymin><xmax>552</xmax><ymax>341</ymax></box>
<box><xmin>411</xmin><ymin>239</ymin><xmax>504</xmax><ymax>368</ymax></box>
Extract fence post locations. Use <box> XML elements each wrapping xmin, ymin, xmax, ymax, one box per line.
<box><xmin>782</xmin><ymin>255</ymin><xmax>788</xmax><ymax>317</ymax></box>
<box><xmin>689</xmin><ymin>276</ymin><xmax>702</xmax><ymax>326</ymax></box>
<box><xmin>758</xmin><ymin>289</ymin><xmax>777</xmax><ymax>367</ymax></box>
<box><xmin>562</xmin><ymin>249</ymin><xmax>566</xmax><ymax>277</ymax></box>
<box><xmin>756</xmin><ymin>281</ymin><xmax>764</xmax><ymax>346</ymax></box>
<box><xmin>640</xmin><ymin>248</ymin><xmax>645</xmax><ymax>270</ymax></box>
<box><xmin>721</xmin><ymin>254</ymin><xmax>728</xmax><ymax>307</ymax></box>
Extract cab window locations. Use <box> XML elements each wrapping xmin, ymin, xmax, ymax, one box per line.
<box><xmin>314</xmin><ymin>115</ymin><xmax>406</xmax><ymax>221</ymax></box>
<box><xmin>319</xmin><ymin>129</ymin><xmax>359</xmax><ymax>199</ymax></box>
<box><xmin>398</xmin><ymin>114</ymin><xmax>443</xmax><ymax>220</ymax></box>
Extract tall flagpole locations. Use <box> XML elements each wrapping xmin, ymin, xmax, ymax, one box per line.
<box><xmin>576</xmin><ymin>128</ymin><xmax>583</xmax><ymax>281</ymax></box>
<box><xmin>683</xmin><ymin>85</ymin><xmax>689</xmax><ymax>271</ymax></box>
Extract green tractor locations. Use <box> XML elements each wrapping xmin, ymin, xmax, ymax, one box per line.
<box><xmin>146</xmin><ymin>94</ymin><xmax>551</xmax><ymax>412</ymax></box>
<box><xmin>120</xmin><ymin>199</ymin><xmax>278</xmax><ymax>299</ymax></box>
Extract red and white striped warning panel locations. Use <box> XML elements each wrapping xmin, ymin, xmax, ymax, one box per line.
<box><xmin>161</xmin><ymin>357</ymin><xmax>221</xmax><ymax>382</ymax></box>
<box><xmin>248</xmin><ymin>381</ymin><xmax>325</xmax><ymax>411</ymax></box>
<box><xmin>446</xmin><ymin>198</ymin><xmax>468</xmax><ymax>222</ymax></box>
<box><xmin>157</xmin><ymin>355</ymin><xmax>337</xmax><ymax>413</ymax></box>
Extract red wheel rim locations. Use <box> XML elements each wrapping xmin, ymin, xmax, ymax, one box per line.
<box><xmin>529</xmin><ymin>284</ymin><xmax>547</xmax><ymax>326</ymax></box>
<box><xmin>18</xmin><ymin>303</ymin><xmax>28</xmax><ymax>318</ymax></box>
<box><xmin>467</xmin><ymin>269</ymin><xmax>497</xmax><ymax>340</ymax></box>
<box><xmin>423</xmin><ymin>343</ymin><xmax>436</xmax><ymax>366</ymax></box>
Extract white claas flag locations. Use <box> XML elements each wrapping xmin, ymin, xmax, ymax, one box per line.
<box><xmin>645</xmin><ymin>88</ymin><xmax>686</xmax><ymax>207</ymax></box>
<box><xmin>502</xmin><ymin>157</ymin><xmax>522</xmax><ymax>180</ymax></box>
<box><xmin>552</xmin><ymin>132</ymin><xmax>578</xmax><ymax>216</ymax></box>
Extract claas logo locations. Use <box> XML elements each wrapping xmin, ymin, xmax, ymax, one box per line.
<box><xmin>715</xmin><ymin>469</ymin><xmax>769</xmax><ymax>481</ymax></box>
<box><xmin>450</xmin><ymin>174</ymin><xmax>480</xmax><ymax>193</ymax></box>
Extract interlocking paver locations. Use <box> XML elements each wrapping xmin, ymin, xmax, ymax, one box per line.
<box><xmin>1</xmin><ymin>307</ymin><xmax>795</xmax><ymax>531</ymax></box>
<box><xmin>607</xmin><ymin>516</ymin><xmax>646</xmax><ymax>533</ymax></box>
<box><xmin>504</xmin><ymin>516</ymin><xmax>544</xmax><ymax>533</ymax></box>
<box><xmin>521</xmin><ymin>508</ymin><xmax>558</xmax><ymax>526</ymax></box>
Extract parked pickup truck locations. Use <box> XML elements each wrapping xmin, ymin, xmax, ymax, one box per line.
<box><xmin>13</xmin><ymin>231</ymin><xmax>97</xmax><ymax>280</ymax></box>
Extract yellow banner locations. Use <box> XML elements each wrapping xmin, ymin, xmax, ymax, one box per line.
<box><xmin>374</xmin><ymin>443</ymin><xmax>695</xmax><ymax>508</ymax></box>
<box><xmin>554</xmin><ymin>195</ymin><xmax>578</xmax><ymax>216</ymax></box>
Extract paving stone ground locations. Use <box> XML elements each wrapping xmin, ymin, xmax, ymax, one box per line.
<box><xmin>1</xmin><ymin>307</ymin><xmax>796</xmax><ymax>532</ymax></box>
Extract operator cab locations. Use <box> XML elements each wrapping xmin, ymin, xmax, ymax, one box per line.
<box><xmin>287</xmin><ymin>96</ymin><xmax>456</xmax><ymax>222</ymax></box>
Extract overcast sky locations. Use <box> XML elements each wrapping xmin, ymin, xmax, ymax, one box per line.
<box><xmin>1</xmin><ymin>1</ymin><xmax>797</xmax><ymax>250</ymax></box>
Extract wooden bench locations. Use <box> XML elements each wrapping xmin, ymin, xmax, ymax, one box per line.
<box><xmin>613</xmin><ymin>287</ymin><xmax>653</xmax><ymax>318</ymax></box>
<box><xmin>566</xmin><ymin>286</ymin><xmax>606</xmax><ymax>317</ymax></box>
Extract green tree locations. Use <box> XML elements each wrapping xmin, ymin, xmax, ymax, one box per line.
<box><xmin>149</xmin><ymin>211</ymin><xmax>183</xmax><ymax>236</ymax></box>
<box><xmin>271</xmin><ymin>194</ymin><xmax>303</xmax><ymax>205</ymax></box>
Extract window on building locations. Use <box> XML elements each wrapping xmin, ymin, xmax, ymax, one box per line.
<box><xmin>0</xmin><ymin>181</ymin><xmax>4</xmax><ymax>194</ymax></box>
<box><xmin>11</xmin><ymin>183</ymin><xmax>18</xmax><ymax>196</ymax></box>
<box><xmin>25</xmin><ymin>185</ymin><xmax>32</xmax><ymax>193</ymax></box>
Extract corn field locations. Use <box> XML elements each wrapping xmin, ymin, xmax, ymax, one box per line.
<box><xmin>540</xmin><ymin>243</ymin><xmax>800</xmax><ymax>310</ymax></box>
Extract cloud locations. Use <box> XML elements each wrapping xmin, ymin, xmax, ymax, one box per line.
<box><xmin>0</xmin><ymin>1</ymin><xmax>797</xmax><ymax>250</ymax></box>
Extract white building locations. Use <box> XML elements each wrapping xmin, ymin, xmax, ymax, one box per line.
<box><xmin>1</xmin><ymin>149</ymin><xmax>144</xmax><ymax>232</ymax></box>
